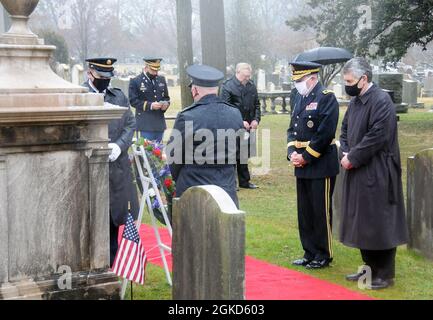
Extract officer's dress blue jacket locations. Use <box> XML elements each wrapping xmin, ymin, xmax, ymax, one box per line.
<box><xmin>287</xmin><ymin>83</ymin><xmax>340</xmax><ymax>179</ymax></box>
<box><xmin>83</xmin><ymin>81</ymin><xmax>139</xmax><ymax>226</ymax></box>
<box><xmin>167</xmin><ymin>94</ymin><xmax>244</xmax><ymax>207</ymax></box>
<box><xmin>129</xmin><ymin>72</ymin><xmax>170</xmax><ymax>132</ymax></box>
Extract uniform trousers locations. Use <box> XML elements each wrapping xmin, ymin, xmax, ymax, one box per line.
<box><xmin>296</xmin><ymin>177</ymin><xmax>335</xmax><ymax>261</ymax></box>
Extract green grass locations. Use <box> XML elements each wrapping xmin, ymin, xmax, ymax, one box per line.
<box><xmin>127</xmin><ymin>99</ymin><xmax>433</xmax><ymax>300</ymax></box>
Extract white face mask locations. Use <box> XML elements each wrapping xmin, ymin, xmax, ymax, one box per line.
<box><xmin>294</xmin><ymin>76</ymin><xmax>312</xmax><ymax>96</ymax></box>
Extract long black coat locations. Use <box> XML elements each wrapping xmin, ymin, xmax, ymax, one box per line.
<box><xmin>167</xmin><ymin>94</ymin><xmax>244</xmax><ymax>207</ymax></box>
<box><xmin>129</xmin><ymin>72</ymin><xmax>170</xmax><ymax>132</ymax></box>
<box><xmin>84</xmin><ymin>81</ymin><xmax>139</xmax><ymax>226</ymax></box>
<box><xmin>220</xmin><ymin>77</ymin><xmax>261</xmax><ymax>159</ymax></box>
<box><xmin>339</xmin><ymin>84</ymin><xmax>408</xmax><ymax>250</ymax></box>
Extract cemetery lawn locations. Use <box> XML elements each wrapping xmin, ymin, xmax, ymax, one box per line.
<box><xmin>129</xmin><ymin>107</ymin><xmax>433</xmax><ymax>301</ymax></box>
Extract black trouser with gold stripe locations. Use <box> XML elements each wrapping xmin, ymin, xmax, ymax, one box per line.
<box><xmin>296</xmin><ymin>177</ymin><xmax>335</xmax><ymax>261</ymax></box>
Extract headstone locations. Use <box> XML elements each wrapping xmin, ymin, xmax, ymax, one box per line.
<box><xmin>55</xmin><ymin>63</ymin><xmax>71</xmax><ymax>82</ymax></box>
<box><xmin>333</xmin><ymin>83</ymin><xmax>344</xmax><ymax>99</ymax></box>
<box><xmin>267</xmin><ymin>82</ymin><xmax>275</xmax><ymax>92</ymax></box>
<box><xmin>111</xmin><ymin>78</ymin><xmax>130</xmax><ymax>98</ymax></box>
<box><xmin>71</xmin><ymin>64</ymin><xmax>84</xmax><ymax>85</ymax></box>
<box><xmin>373</xmin><ymin>73</ymin><xmax>408</xmax><ymax>113</ymax></box>
<box><xmin>423</xmin><ymin>74</ymin><xmax>433</xmax><ymax>97</ymax></box>
<box><xmin>257</xmin><ymin>69</ymin><xmax>266</xmax><ymax>92</ymax></box>
<box><xmin>407</xmin><ymin>149</ymin><xmax>433</xmax><ymax>260</ymax></box>
<box><xmin>269</xmin><ymin>73</ymin><xmax>279</xmax><ymax>88</ymax></box>
<box><xmin>172</xmin><ymin>186</ymin><xmax>245</xmax><ymax>300</ymax></box>
<box><xmin>403</xmin><ymin>80</ymin><xmax>424</xmax><ymax>108</ymax></box>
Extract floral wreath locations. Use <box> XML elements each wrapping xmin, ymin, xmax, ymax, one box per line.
<box><xmin>134</xmin><ymin>138</ymin><xmax>176</xmax><ymax>225</ymax></box>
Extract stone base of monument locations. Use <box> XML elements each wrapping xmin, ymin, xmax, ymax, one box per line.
<box><xmin>0</xmin><ymin>271</ymin><xmax>120</xmax><ymax>300</ymax></box>
<box><xmin>423</xmin><ymin>90</ymin><xmax>433</xmax><ymax>98</ymax></box>
<box><xmin>409</xmin><ymin>102</ymin><xmax>425</xmax><ymax>109</ymax></box>
<box><xmin>395</xmin><ymin>103</ymin><xmax>409</xmax><ymax>113</ymax></box>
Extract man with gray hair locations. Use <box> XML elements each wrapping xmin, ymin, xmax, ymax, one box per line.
<box><xmin>220</xmin><ymin>63</ymin><xmax>261</xmax><ymax>189</ymax></box>
<box><xmin>339</xmin><ymin>57</ymin><xmax>408</xmax><ymax>290</ymax></box>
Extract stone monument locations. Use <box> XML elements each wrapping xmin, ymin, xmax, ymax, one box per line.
<box><xmin>423</xmin><ymin>73</ymin><xmax>433</xmax><ymax>98</ymax></box>
<box><xmin>0</xmin><ymin>0</ymin><xmax>124</xmax><ymax>299</ymax></box>
<box><xmin>71</xmin><ymin>64</ymin><xmax>84</xmax><ymax>86</ymax></box>
<box><xmin>373</xmin><ymin>73</ymin><xmax>408</xmax><ymax>113</ymax></box>
<box><xmin>403</xmin><ymin>80</ymin><xmax>424</xmax><ymax>109</ymax></box>
<box><xmin>257</xmin><ymin>69</ymin><xmax>266</xmax><ymax>92</ymax></box>
<box><xmin>172</xmin><ymin>186</ymin><xmax>245</xmax><ymax>300</ymax></box>
<box><xmin>407</xmin><ymin>149</ymin><xmax>433</xmax><ymax>260</ymax></box>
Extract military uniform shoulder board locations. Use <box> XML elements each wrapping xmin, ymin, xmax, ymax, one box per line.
<box><xmin>180</xmin><ymin>103</ymin><xmax>199</xmax><ymax>113</ymax></box>
<box><xmin>322</xmin><ymin>89</ymin><xmax>334</xmax><ymax>95</ymax></box>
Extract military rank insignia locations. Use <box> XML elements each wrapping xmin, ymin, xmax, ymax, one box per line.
<box><xmin>140</xmin><ymin>83</ymin><xmax>146</xmax><ymax>92</ymax></box>
<box><xmin>306</xmin><ymin>102</ymin><xmax>318</xmax><ymax>111</ymax></box>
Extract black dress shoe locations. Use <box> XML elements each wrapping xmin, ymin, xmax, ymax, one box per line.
<box><xmin>369</xmin><ymin>278</ymin><xmax>394</xmax><ymax>290</ymax></box>
<box><xmin>305</xmin><ymin>259</ymin><xmax>332</xmax><ymax>269</ymax></box>
<box><xmin>292</xmin><ymin>258</ymin><xmax>311</xmax><ymax>266</ymax></box>
<box><xmin>345</xmin><ymin>271</ymin><xmax>366</xmax><ymax>282</ymax></box>
<box><xmin>239</xmin><ymin>183</ymin><xmax>258</xmax><ymax>189</ymax></box>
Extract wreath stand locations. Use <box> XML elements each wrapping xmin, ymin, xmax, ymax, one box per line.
<box><xmin>120</xmin><ymin>143</ymin><xmax>173</xmax><ymax>299</ymax></box>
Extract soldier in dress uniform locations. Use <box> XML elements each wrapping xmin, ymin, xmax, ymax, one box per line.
<box><xmin>167</xmin><ymin>65</ymin><xmax>244</xmax><ymax>207</ymax></box>
<box><xmin>287</xmin><ymin>61</ymin><xmax>340</xmax><ymax>269</ymax></box>
<box><xmin>83</xmin><ymin>58</ymin><xmax>139</xmax><ymax>266</ymax></box>
<box><xmin>129</xmin><ymin>58</ymin><xmax>171</xmax><ymax>143</ymax></box>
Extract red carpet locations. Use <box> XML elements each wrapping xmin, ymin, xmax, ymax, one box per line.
<box><xmin>124</xmin><ymin>224</ymin><xmax>373</xmax><ymax>300</ymax></box>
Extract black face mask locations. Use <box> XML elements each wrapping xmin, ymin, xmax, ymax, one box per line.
<box><xmin>146</xmin><ymin>72</ymin><xmax>157</xmax><ymax>80</ymax></box>
<box><xmin>93</xmin><ymin>78</ymin><xmax>111</xmax><ymax>92</ymax></box>
<box><xmin>345</xmin><ymin>78</ymin><xmax>363</xmax><ymax>97</ymax></box>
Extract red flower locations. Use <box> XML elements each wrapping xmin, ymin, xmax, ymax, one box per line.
<box><xmin>164</xmin><ymin>178</ymin><xmax>173</xmax><ymax>189</ymax></box>
<box><xmin>153</xmin><ymin>149</ymin><xmax>162</xmax><ymax>157</ymax></box>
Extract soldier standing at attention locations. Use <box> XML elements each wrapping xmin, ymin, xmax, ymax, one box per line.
<box><xmin>129</xmin><ymin>58</ymin><xmax>171</xmax><ymax>143</ymax></box>
<box><xmin>287</xmin><ymin>61</ymin><xmax>340</xmax><ymax>269</ymax></box>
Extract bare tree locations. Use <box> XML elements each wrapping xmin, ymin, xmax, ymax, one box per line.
<box><xmin>200</xmin><ymin>0</ymin><xmax>227</xmax><ymax>75</ymax></box>
<box><xmin>177</xmin><ymin>0</ymin><xmax>194</xmax><ymax>108</ymax></box>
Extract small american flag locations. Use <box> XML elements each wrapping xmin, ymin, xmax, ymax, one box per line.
<box><xmin>112</xmin><ymin>214</ymin><xmax>147</xmax><ymax>285</ymax></box>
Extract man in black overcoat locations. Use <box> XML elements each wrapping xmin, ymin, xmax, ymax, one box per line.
<box><xmin>340</xmin><ymin>57</ymin><xmax>408</xmax><ymax>290</ymax></box>
<box><xmin>220</xmin><ymin>63</ymin><xmax>261</xmax><ymax>189</ymax></box>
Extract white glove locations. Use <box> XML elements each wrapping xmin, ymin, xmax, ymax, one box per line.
<box><xmin>108</xmin><ymin>143</ymin><xmax>121</xmax><ymax>162</ymax></box>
